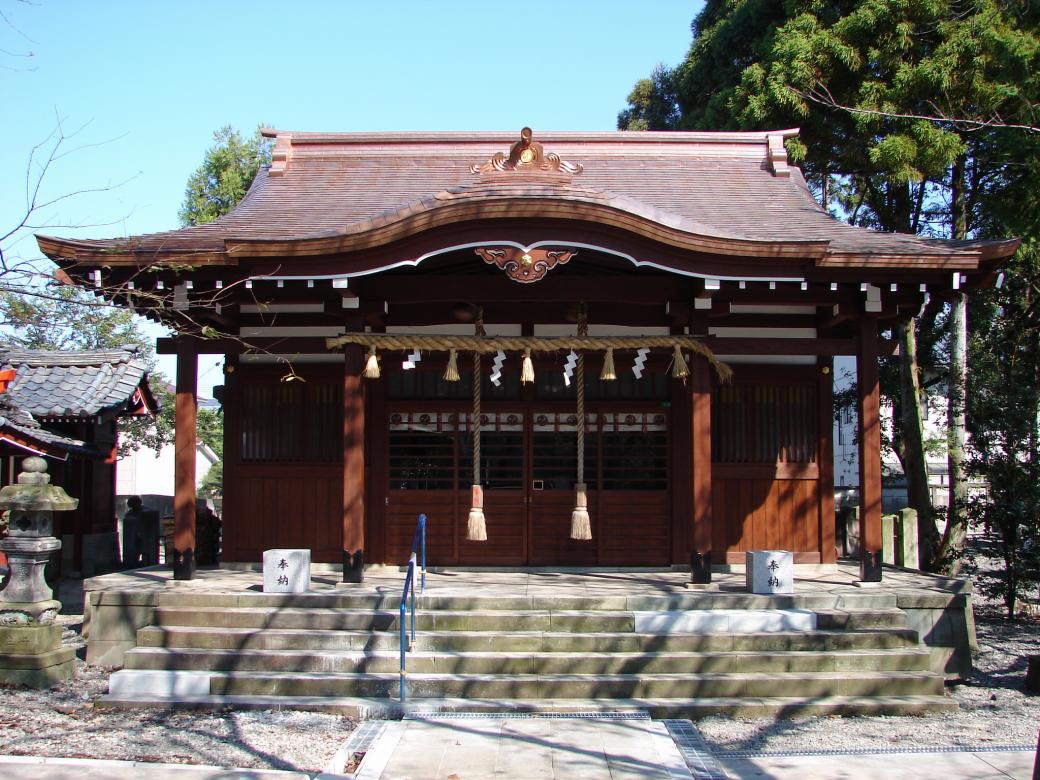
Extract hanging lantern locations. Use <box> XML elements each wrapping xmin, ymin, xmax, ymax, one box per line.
<box><xmin>671</xmin><ymin>345</ymin><xmax>690</xmax><ymax>379</ymax></box>
<box><xmin>520</xmin><ymin>348</ymin><xmax>535</xmax><ymax>384</ymax></box>
<box><xmin>443</xmin><ymin>348</ymin><xmax>460</xmax><ymax>382</ymax></box>
<box><xmin>363</xmin><ymin>347</ymin><xmax>380</xmax><ymax>379</ymax></box>
<box><xmin>600</xmin><ymin>347</ymin><xmax>616</xmax><ymax>381</ymax></box>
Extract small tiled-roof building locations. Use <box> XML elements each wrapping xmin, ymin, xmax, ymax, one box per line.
<box><xmin>36</xmin><ymin>128</ymin><xmax>1019</xmax><ymax>582</ymax></box>
<box><xmin>0</xmin><ymin>346</ymin><xmax>156</xmax><ymax>576</ymax></box>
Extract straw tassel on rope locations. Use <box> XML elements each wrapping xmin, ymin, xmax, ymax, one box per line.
<box><xmin>600</xmin><ymin>347</ymin><xmax>616</xmax><ymax>381</ymax></box>
<box><xmin>443</xmin><ymin>348</ymin><xmax>460</xmax><ymax>382</ymax></box>
<box><xmin>520</xmin><ymin>347</ymin><xmax>534</xmax><ymax>385</ymax></box>
<box><xmin>570</xmin><ymin>353</ymin><xmax>591</xmax><ymax>540</ymax></box>
<box><xmin>467</xmin><ymin>314</ymin><xmax>488</xmax><ymax>542</ymax></box>
<box><xmin>570</xmin><ymin>305</ymin><xmax>592</xmax><ymax>541</ymax></box>
<box><xmin>363</xmin><ymin>347</ymin><xmax>380</xmax><ymax>379</ymax></box>
<box><xmin>671</xmin><ymin>345</ymin><xmax>690</xmax><ymax>379</ymax></box>
<box><xmin>467</xmin><ymin>350</ymin><xmax>487</xmax><ymax>541</ymax></box>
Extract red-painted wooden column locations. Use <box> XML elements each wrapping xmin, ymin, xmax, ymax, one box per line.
<box><xmin>173</xmin><ymin>337</ymin><xmax>198</xmax><ymax>580</ymax></box>
<box><xmin>857</xmin><ymin>316</ymin><xmax>883</xmax><ymax>581</ymax></box>
<box><xmin>690</xmin><ymin>355</ymin><xmax>713</xmax><ymax>583</ymax></box>
<box><xmin>818</xmin><ymin>357</ymin><xmax>837</xmax><ymax>563</ymax></box>
<box><xmin>342</xmin><ymin>346</ymin><xmax>366</xmax><ymax>582</ymax></box>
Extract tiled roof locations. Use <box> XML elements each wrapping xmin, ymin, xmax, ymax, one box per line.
<box><xmin>36</xmin><ymin>129</ymin><xmax>1016</xmax><ymax>266</ymax></box>
<box><xmin>0</xmin><ymin>397</ymin><xmax>99</xmax><ymax>458</ymax></box>
<box><xmin>1</xmin><ymin>346</ymin><xmax>156</xmax><ymax>420</ymax></box>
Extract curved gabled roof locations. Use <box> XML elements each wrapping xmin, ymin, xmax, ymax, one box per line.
<box><xmin>36</xmin><ymin>129</ymin><xmax>1018</xmax><ymax>272</ymax></box>
<box><xmin>1</xmin><ymin>346</ymin><xmax>156</xmax><ymax>420</ymax></box>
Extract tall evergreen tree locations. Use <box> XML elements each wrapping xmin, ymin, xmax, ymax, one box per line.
<box><xmin>620</xmin><ymin>1</ymin><xmax>1040</xmax><ymax>573</ymax></box>
<box><xmin>179</xmin><ymin>125</ymin><xmax>272</xmax><ymax>227</ymax></box>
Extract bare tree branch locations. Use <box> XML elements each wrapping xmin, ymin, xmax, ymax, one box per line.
<box><xmin>792</xmin><ymin>83</ymin><xmax>1040</xmax><ymax>135</ymax></box>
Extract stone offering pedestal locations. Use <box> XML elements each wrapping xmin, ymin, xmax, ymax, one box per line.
<box><xmin>0</xmin><ymin>457</ymin><xmax>78</xmax><ymax>687</ymax></box>
<box><xmin>263</xmin><ymin>549</ymin><xmax>311</xmax><ymax>593</ymax></box>
<box><xmin>746</xmin><ymin>550</ymin><xmax>794</xmax><ymax>595</ymax></box>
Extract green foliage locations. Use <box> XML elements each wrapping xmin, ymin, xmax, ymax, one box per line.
<box><xmin>966</xmin><ymin>243</ymin><xmax>1040</xmax><ymax>616</ymax></box>
<box><xmin>0</xmin><ymin>287</ymin><xmax>153</xmax><ymax>356</ymax></box>
<box><xmin>199</xmin><ymin>460</ymin><xmax>223</xmax><ymax>500</ymax></box>
<box><xmin>178</xmin><ymin>125</ymin><xmax>272</xmax><ymax>227</ymax></box>
<box><xmin>118</xmin><ymin>380</ymin><xmax>173</xmax><ymax>458</ymax></box>
<box><xmin>621</xmin><ymin>1</ymin><xmax>1040</xmax><ymax>580</ymax></box>
<box><xmin>0</xmin><ymin>286</ymin><xmax>176</xmax><ymax>457</ymax></box>
<box><xmin>617</xmin><ymin>65</ymin><xmax>680</xmax><ymax>130</ymax></box>
<box><xmin>197</xmin><ymin>407</ymin><xmax>223</xmax><ymax>458</ymax></box>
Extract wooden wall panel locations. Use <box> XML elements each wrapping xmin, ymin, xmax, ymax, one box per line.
<box><xmin>385</xmin><ymin>490</ymin><xmax>455</xmax><ymax>564</ymax></box>
<box><xmin>222</xmin><ymin>465</ymin><xmax>342</xmax><ymax>563</ymax></box>
<box><xmin>529</xmin><ymin>491</ymin><xmax>596</xmax><ymax>566</ymax></box>
<box><xmin>599</xmin><ymin>492</ymin><xmax>670</xmax><ymax>566</ymax></box>
<box><xmin>712</xmin><ymin>472</ymin><xmax>821</xmax><ymax>563</ymax></box>
<box><xmin>460</xmin><ymin>491</ymin><xmax>525</xmax><ymax>565</ymax></box>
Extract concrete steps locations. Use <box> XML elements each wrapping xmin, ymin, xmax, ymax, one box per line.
<box><xmin>123</xmin><ymin>646</ymin><xmax>934</xmax><ymax>675</ymax></box>
<box><xmin>97</xmin><ymin>693</ymin><xmax>959</xmax><ymax>718</ymax></box>
<box><xmin>105</xmin><ymin>589</ymin><xmax>954</xmax><ymax>718</ymax></box>
<box><xmin>111</xmin><ymin>668</ymin><xmax>943</xmax><ymax>699</ymax></box>
<box><xmin>137</xmin><ymin>625</ymin><xmax>923</xmax><ymax>653</ymax></box>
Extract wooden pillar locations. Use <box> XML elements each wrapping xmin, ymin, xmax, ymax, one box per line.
<box><xmin>857</xmin><ymin>316</ymin><xmax>883</xmax><ymax>581</ymax></box>
<box><xmin>690</xmin><ymin>355</ymin><xmax>713</xmax><ymax>583</ymax></box>
<box><xmin>342</xmin><ymin>346</ymin><xmax>366</xmax><ymax>582</ymax></box>
<box><xmin>173</xmin><ymin>338</ymin><xmax>197</xmax><ymax>580</ymax></box>
<box><xmin>818</xmin><ymin>357</ymin><xmax>837</xmax><ymax>563</ymax></box>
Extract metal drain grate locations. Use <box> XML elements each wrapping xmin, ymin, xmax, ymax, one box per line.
<box><xmin>663</xmin><ymin>720</ymin><xmax>731</xmax><ymax>780</ymax></box>
<box><xmin>404</xmin><ymin>710</ymin><xmax>651</xmax><ymax>720</ymax></box>
<box><xmin>721</xmin><ymin>743</ymin><xmax>1037</xmax><ymax>759</ymax></box>
<box><xmin>325</xmin><ymin>719</ymin><xmax>386</xmax><ymax>776</ymax></box>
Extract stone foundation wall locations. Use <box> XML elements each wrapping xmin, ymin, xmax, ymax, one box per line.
<box><xmin>82</xmin><ymin>588</ymin><xmax>159</xmax><ymax>666</ymax></box>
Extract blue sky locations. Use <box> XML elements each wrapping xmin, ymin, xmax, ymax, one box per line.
<box><xmin>1</xmin><ymin>0</ymin><xmax>700</xmax><ymax>388</ymax></box>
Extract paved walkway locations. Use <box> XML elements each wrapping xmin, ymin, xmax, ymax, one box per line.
<box><xmin>358</xmin><ymin>717</ymin><xmax>694</xmax><ymax>780</ymax></box>
<box><xmin>716</xmin><ymin>748</ymin><xmax>1036</xmax><ymax>779</ymax></box>
<box><xmin>1</xmin><ymin>743</ymin><xmax>1036</xmax><ymax>779</ymax></box>
<box><xmin>348</xmin><ymin>716</ymin><xmax>1037</xmax><ymax>780</ymax></box>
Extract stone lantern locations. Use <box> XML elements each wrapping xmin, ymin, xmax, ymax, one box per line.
<box><xmin>0</xmin><ymin>456</ymin><xmax>78</xmax><ymax>686</ymax></box>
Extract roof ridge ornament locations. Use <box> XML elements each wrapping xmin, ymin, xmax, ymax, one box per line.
<box><xmin>470</xmin><ymin>128</ymin><xmax>584</xmax><ymax>175</ymax></box>
<box><xmin>767</xmin><ymin>133</ymin><xmax>791</xmax><ymax>177</ymax></box>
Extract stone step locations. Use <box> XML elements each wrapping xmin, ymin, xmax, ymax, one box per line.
<box><xmin>151</xmin><ymin>590</ymin><xmax>899</xmax><ymax>612</ymax></box>
<box><xmin>109</xmin><ymin>668</ymin><xmax>945</xmax><ymax>699</ymax></box>
<box><xmin>96</xmin><ymin>692</ymin><xmax>958</xmax><ymax>718</ymax></box>
<box><xmin>155</xmin><ymin>606</ymin><xmax>897</xmax><ymax>634</ymax></box>
<box><xmin>815</xmin><ymin>608</ymin><xmax>908</xmax><ymax>630</ymax></box>
<box><xmin>122</xmin><ymin>646</ymin><xmax>934</xmax><ymax>675</ymax></box>
<box><xmin>138</xmin><ymin>625</ymin><xmax>922</xmax><ymax>653</ymax></box>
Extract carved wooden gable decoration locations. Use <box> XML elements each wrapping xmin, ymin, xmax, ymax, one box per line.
<box><xmin>470</xmin><ymin>127</ymin><xmax>584</xmax><ymax>175</ymax></box>
<box><xmin>475</xmin><ymin>246</ymin><xmax>577</xmax><ymax>284</ymax></box>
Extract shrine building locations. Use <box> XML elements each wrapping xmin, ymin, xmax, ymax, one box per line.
<box><xmin>36</xmin><ymin>128</ymin><xmax>1018</xmax><ymax>582</ymax></box>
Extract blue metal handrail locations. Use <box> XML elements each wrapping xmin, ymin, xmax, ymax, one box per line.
<box><xmin>399</xmin><ymin>513</ymin><xmax>426</xmax><ymax>702</ymax></box>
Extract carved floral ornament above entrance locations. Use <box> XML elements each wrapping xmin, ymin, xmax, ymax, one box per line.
<box><xmin>475</xmin><ymin>246</ymin><xmax>577</xmax><ymax>283</ymax></box>
<box><xmin>469</xmin><ymin>128</ymin><xmax>584</xmax><ymax>175</ymax></box>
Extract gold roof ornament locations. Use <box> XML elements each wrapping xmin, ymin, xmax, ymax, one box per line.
<box><xmin>470</xmin><ymin>127</ymin><xmax>584</xmax><ymax>175</ymax></box>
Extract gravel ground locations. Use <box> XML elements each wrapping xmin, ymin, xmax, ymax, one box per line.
<box><xmin>698</xmin><ymin>538</ymin><xmax>1040</xmax><ymax>755</ymax></box>
<box><xmin>2</xmin><ymin>547</ymin><xmax>1037</xmax><ymax>769</ymax></box>
<box><xmin>0</xmin><ymin>612</ymin><xmax>357</xmax><ymax>772</ymax></box>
